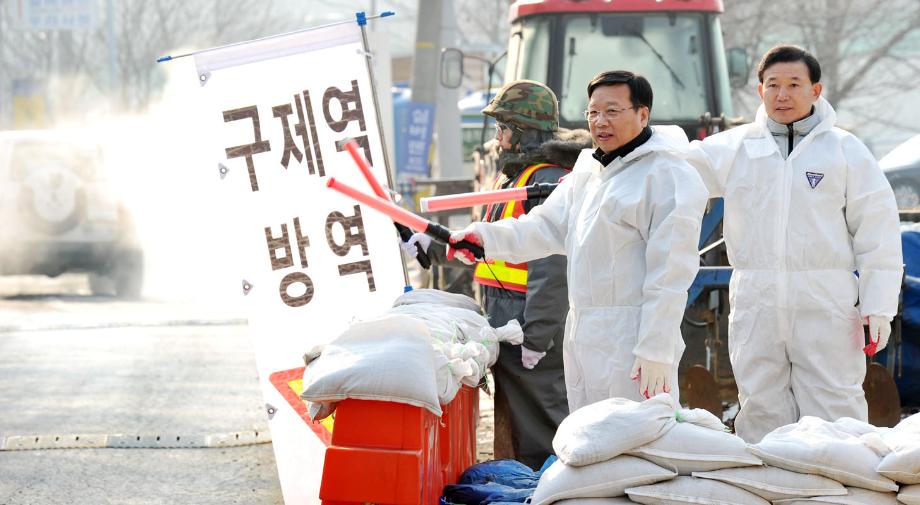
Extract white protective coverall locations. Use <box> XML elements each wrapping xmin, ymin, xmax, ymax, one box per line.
<box><xmin>471</xmin><ymin>126</ymin><xmax>709</xmax><ymax>411</ymax></box>
<box><xmin>685</xmin><ymin>97</ymin><xmax>903</xmax><ymax>442</ymax></box>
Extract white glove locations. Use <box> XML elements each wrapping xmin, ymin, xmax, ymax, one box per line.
<box><xmin>447</xmin><ymin>226</ymin><xmax>483</xmax><ymax>265</ymax></box>
<box><xmin>399</xmin><ymin>239</ymin><xmax>418</xmax><ymax>258</ymax></box>
<box><xmin>865</xmin><ymin>315</ymin><xmax>892</xmax><ymax>356</ymax></box>
<box><xmin>521</xmin><ymin>346</ymin><xmax>546</xmax><ymax>370</ymax></box>
<box><xmin>407</xmin><ymin>232</ymin><xmax>432</xmax><ymax>253</ymax></box>
<box><xmin>399</xmin><ymin>232</ymin><xmax>432</xmax><ymax>258</ymax></box>
<box><xmin>630</xmin><ymin>357</ymin><xmax>672</xmax><ymax>399</ymax></box>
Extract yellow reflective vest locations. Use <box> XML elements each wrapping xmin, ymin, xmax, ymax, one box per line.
<box><xmin>473</xmin><ymin>163</ymin><xmax>561</xmax><ymax>292</ymax></box>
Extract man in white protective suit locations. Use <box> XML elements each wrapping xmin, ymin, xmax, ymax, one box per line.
<box><xmin>683</xmin><ymin>44</ymin><xmax>903</xmax><ymax>443</ymax></box>
<box><xmin>447</xmin><ymin>70</ymin><xmax>709</xmax><ymax>411</ymax></box>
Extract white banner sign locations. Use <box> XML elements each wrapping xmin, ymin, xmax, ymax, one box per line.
<box><xmin>193</xmin><ymin>21</ymin><xmax>406</xmax><ymax>504</ymax></box>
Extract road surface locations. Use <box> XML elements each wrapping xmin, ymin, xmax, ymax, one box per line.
<box><xmin>0</xmin><ymin>275</ymin><xmax>493</xmax><ymax>505</ymax></box>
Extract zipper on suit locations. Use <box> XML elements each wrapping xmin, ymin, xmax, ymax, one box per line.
<box><xmin>786</xmin><ymin>123</ymin><xmax>794</xmax><ymax>156</ymax></box>
<box><xmin>777</xmin><ymin>149</ymin><xmax>793</xmax><ymax>339</ymax></box>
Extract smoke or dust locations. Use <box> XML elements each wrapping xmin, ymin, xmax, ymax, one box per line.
<box><xmin>9</xmin><ymin>55</ymin><xmax>247</xmax><ymax>313</ymax></box>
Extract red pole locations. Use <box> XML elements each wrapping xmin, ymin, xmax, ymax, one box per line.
<box><xmin>343</xmin><ymin>140</ymin><xmax>388</xmax><ymax>200</ymax></box>
<box><xmin>326</xmin><ymin>177</ymin><xmax>484</xmax><ymax>259</ymax></box>
<box><xmin>421</xmin><ymin>186</ymin><xmax>529</xmax><ymax>212</ymax></box>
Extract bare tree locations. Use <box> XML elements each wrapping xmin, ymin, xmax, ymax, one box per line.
<box><xmin>452</xmin><ymin>0</ymin><xmax>512</xmax><ymax>89</ymax></box>
<box><xmin>455</xmin><ymin>0</ymin><xmax>510</xmax><ymax>52</ymax></box>
<box><xmin>720</xmin><ymin>0</ymin><xmax>920</xmax><ymax>141</ymax></box>
<box><xmin>0</xmin><ymin>0</ymin><xmax>303</xmax><ymax>123</ymax></box>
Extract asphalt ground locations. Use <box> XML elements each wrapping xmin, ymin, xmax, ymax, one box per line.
<box><xmin>0</xmin><ymin>274</ymin><xmax>495</xmax><ymax>505</ymax></box>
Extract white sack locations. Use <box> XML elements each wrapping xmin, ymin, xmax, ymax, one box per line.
<box><xmin>553</xmin><ymin>394</ymin><xmax>678</xmax><ymax>467</ymax></box>
<box><xmin>392</xmin><ymin>287</ymin><xmax>481</xmax><ymax>312</ymax></box>
<box><xmin>772</xmin><ymin>486</ymin><xmax>899</xmax><ymax>504</ymax></box>
<box><xmin>748</xmin><ymin>417</ymin><xmax>898</xmax><ymax>492</ymax></box>
<box><xmin>532</xmin><ymin>455</ymin><xmax>676</xmax><ymax>505</ymax></box>
<box><xmin>675</xmin><ymin>407</ymin><xmax>733</xmax><ymax>432</ymax></box>
<box><xmin>387</xmin><ymin>302</ymin><xmax>523</xmax><ymax>404</ymax></box>
<box><xmin>554</xmin><ymin>499</ymin><xmax>635</xmax><ymax>505</ymax></box>
<box><xmin>899</xmin><ymin>484</ymin><xmax>920</xmax><ymax>505</ymax></box>
<box><xmin>692</xmin><ymin>466</ymin><xmax>846</xmax><ymax>501</ymax></box>
<box><xmin>625</xmin><ymin>475</ymin><xmax>770</xmax><ymax>505</ymax></box>
<box><xmin>388</xmin><ymin>302</ymin><xmax>523</xmax><ymax>363</ymax></box>
<box><xmin>877</xmin><ymin>413</ymin><xmax>920</xmax><ymax>484</ymax></box>
<box><xmin>627</xmin><ymin>410</ymin><xmax>761</xmax><ymax>474</ymax></box>
<box><xmin>300</xmin><ymin>314</ymin><xmax>441</xmax><ymax>415</ymax></box>
<box><xmin>430</xmin><ymin>340</ymin><xmax>488</xmax><ymax>403</ymax></box>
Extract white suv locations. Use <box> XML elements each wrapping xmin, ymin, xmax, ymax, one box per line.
<box><xmin>0</xmin><ymin>130</ymin><xmax>143</xmax><ymax>297</ymax></box>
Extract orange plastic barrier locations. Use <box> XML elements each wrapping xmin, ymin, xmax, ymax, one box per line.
<box><xmin>320</xmin><ymin>385</ymin><xmax>479</xmax><ymax>505</ymax></box>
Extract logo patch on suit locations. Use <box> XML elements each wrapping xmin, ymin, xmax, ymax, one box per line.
<box><xmin>806</xmin><ymin>171</ymin><xmax>824</xmax><ymax>189</ymax></box>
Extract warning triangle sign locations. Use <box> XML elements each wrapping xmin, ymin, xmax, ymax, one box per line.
<box><xmin>269</xmin><ymin>367</ymin><xmax>333</xmax><ymax>446</ymax></box>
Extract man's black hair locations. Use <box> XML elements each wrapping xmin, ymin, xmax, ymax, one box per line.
<box><xmin>757</xmin><ymin>44</ymin><xmax>821</xmax><ymax>83</ymax></box>
<box><xmin>587</xmin><ymin>70</ymin><xmax>653</xmax><ymax>113</ymax></box>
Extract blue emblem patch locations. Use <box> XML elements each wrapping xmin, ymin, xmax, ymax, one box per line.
<box><xmin>806</xmin><ymin>171</ymin><xmax>824</xmax><ymax>189</ymax></box>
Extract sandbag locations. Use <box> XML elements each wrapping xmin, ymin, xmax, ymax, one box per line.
<box><xmin>748</xmin><ymin>417</ymin><xmax>898</xmax><ymax>492</ymax></box>
<box><xmin>771</xmin><ymin>486</ymin><xmax>899</xmax><ymax>504</ymax></box>
<box><xmin>625</xmin><ymin>476</ymin><xmax>769</xmax><ymax>505</ymax></box>
<box><xmin>692</xmin><ymin>466</ymin><xmax>847</xmax><ymax>501</ymax></box>
<box><xmin>531</xmin><ymin>455</ymin><xmax>676</xmax><ymax>505</ymax></box>
<box><xmin>393</xmin><ymin>288</ymin><xmax>481</xmax><ymax>312</ymax></box>
<box><xmin>674</xmin><ymin>407</ymin><xmax>732</xmax><ymax>432</ymax></box>
<box><xmin>553</xmin><ymin>499</ymin><xmax>635</xmax><ymax>505</ymax></box>
<box><xmin>877</xmin><ymin>413</ymin><xmax>920</xmax><ymax>484</ymax></box>
<box><xmin>900</xmin><ymin>484</ymin><xmax>920</xmax><ymax>505</ymax></box>
<box><xmin>390</xmin><ymin>303</ymin><xmax>522</xmax><ymax>387</ymax></box>
<box><xmin>388</xmin><ymin>302</ymin><xmax>522</xmax><ymax>404</ymax></box>
<box><xmin>627</xmin><ymin>410</ymin><xmax>761</xmax><ymax>474</ymax></box>
<box><xmin>300</xmin><ymin>314</ymin><xmax>441</xmax><ymax>416</ymax></box>
<box><xmin>553</xmin><ymin>394</ymin><xmax>677</xmax><ymax>467</ymax></box>
<box><xmin>388</xmin><ymin>303</ymin><xmax>492</xmax><ymax>343</ymax></box>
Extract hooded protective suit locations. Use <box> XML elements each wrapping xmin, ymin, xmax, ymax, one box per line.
<box><xmin>478</xmin><ymin>128</ymin><xmax>590</xmax><ymax>470</ymax></box>
<box><xmin>684</xmin><ymin>96</ymin><xmax>903</xmax><ymax>442</ymax></box>
<box><xmin>470</xmin><ymin>126</ymin><xmax>708</xmax><ymax>411</ymax></box>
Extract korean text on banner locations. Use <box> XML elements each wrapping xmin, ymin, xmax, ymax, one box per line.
<box><xmin>193</xmin><ymin>21</ymin><xmax>405</xmax><ymax>505</ymax></box>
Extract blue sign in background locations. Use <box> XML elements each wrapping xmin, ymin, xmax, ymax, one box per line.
<box><xmin>396</xmin><ymin>101</ymin><xmax>435</xmax><ymax>181</ymax></box>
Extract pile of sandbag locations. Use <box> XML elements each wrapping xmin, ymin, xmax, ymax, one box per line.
<box><xmin>532</xmin><ymin>394</ymin><xmax>767</xmax><ymax>505</ymax></box>
<box><xmin>299</xmin><ymin>289</ymin><xmax>523</xmax><ymax>420</ymax></box>
<box><xmin>533</xmin><ymin>396</ymin><xmax>920</xmax><ymax>505</ymax></box>
<box><xmin>879</xmin><ymin>412</ymin><xmax>920</xmax><ymax>504</ymax></box>
<box><xmin>743</xmin><ymin>412</ymin><xmax>919</xmax><ymax>505</ymax></box>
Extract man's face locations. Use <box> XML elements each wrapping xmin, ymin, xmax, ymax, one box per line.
<box><xmin>758</xmin><ymin>61</ymin><xmax>822</xmax><ymax>125</ymax></box>
<box><xmin>587</xmin><ymin>84</ymin><xmax>648</xmax><ymax>153</ymax></box>
<box><xmin>494</xmin><ymin>123</ymin><xmax>514</xmax><ymax>151</ymax></box>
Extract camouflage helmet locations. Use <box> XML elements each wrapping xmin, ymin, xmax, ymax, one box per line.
<box><xmin>482</xmin><ymin>80</ymin><xmax>559</xmax><ymax>132</ymax></box>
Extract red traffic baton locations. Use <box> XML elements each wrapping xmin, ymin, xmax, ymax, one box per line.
<box><xmin>326</xmin><ymin>177</ymin><xmax>485</xmax><ymax>260</ymax></box>
<box><xmin>341</xmin><ymin>140</ymin><xmax>432</xmax><ymax>269</ymax></box>
<box><xmin>342</xmin><ymin>140</ymin><xmax>388</xmax><ymax>200</ymax></box>
<box><xmin>420</xmin><ymin>182</ymin><xmax>559</xmax><ymax>212</ymax></box>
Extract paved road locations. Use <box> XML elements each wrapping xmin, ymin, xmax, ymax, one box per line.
<box><xmin>0</xmin><ymin>275</ymin><xmax>495</xmax><ymax>504</ymax></box>
<box><xmin>0</xmin><ymin>276</ymin><xmax>283</xmax><ymax>505</ymax></box>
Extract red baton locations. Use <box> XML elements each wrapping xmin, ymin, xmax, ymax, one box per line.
<box><xmin>420</xmin><ymin>183</ymin><xmax>559</xmax><ymax>212</ymax></box>
<box><xmin>326</xmin><ymin>177</ymin><xmax>485</xmax><ymax>260</ymax></box>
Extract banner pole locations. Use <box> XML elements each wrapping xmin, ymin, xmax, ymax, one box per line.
<box><xmin>356</xmin><ymin>11</ymin><xmax>410</xmax><ymax>287</ymax></box>
<box><xmin>157</xmin><ymin>11</ymin><xmax>395</xmax><ymax>63</ymax></box>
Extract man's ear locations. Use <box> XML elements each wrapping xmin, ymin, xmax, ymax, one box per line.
<box><xmin>639</xmin><ymin>106</ymin><xmax>650</xmax><ymax>127</ymax></box>
<box><xmin>812</xmin><ymin>81</ymin><xmax>823</xmax><ymax>100</ymax></box>
<box><xmin>757</xmin><ymin>82</ymin><xmax>764</xmax><ymax>101</ymax></box>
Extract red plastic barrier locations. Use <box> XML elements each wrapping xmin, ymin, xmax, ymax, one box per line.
<box><xmin>441</xmin><ymin>385</ymin><xmax>478</xmax><ymax>484</ymax></box>
<box><xmin>320</xmin><ymin>386</ymin><xmax>479</xmax><ymax>505</ymax></box>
